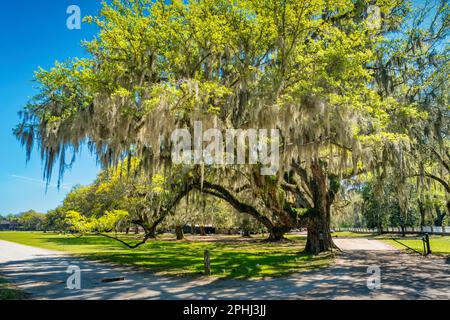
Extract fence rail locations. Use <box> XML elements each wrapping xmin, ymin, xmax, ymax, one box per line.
<box><xmin>334</xmin><ymin>226</ymin><xmax>450</xmax><ymax>235</ymax></box>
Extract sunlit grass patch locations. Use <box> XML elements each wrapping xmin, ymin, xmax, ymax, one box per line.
<box><xmin>383</xmin><ymin>236</ymin><xmax>450</xmax><ymax>255</ymax></box>
<box><xmin>0</xmin><ymin>232</ymin><xmax>333</xmax><ymax>279</ymax></box>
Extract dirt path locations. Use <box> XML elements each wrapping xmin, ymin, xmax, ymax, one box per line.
<box><xmin>0</xmin><ymin>239</ymin><xmax>448</xmax><ymax>300</ymax></box>
<box><xmin>333</xmin><ymin>238</ymin><xmax>397</xmax><ymax>251</ymax></box>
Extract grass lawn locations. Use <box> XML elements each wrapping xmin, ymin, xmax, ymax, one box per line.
<box><xmin>332</xmin><ymin>231</ymin><xmax>450</xmax><ymax>255</ymax></box>
<box><xmin>383</xmin><ymin>236</ymin><xmax>450</xmax><ymax>255</ymax></box>
<box><xmin>0</xmin><ymin>232</ymin><xmax>332</xmax><ymax>279</ymax></box>
<box><xmin>0</xmin><ymin>276</ymin><xmax>25</xmax><ymax>300</ymax></box>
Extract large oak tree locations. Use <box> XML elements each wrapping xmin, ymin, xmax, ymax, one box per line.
<box><xmin>15</xmin><ymin>0</ymin><xmax>425</xmax><ymax>253</ymax></box>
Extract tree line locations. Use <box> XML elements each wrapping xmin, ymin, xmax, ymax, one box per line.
<box><xmin>0</xmin><ymin>211</ymin><xmax>46</xmax><ymax>231</ymax></box>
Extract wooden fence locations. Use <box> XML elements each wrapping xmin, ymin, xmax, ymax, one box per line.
<box><xmin>334</xmin><ymin>226</ymin><xmax>450</xmax><ymax>235</ymax></box>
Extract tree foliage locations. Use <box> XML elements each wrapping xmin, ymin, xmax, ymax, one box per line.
<box><xmin>14</xmin><ymin>0</ymin><xmax>448</xmax><ymax>253</ymax></box>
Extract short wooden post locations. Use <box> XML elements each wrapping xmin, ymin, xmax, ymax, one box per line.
<box><xmin>425</xmin><ymin>234</ymin><xmax>432</xmax><ymax>255</ymax></box>
<box><xmin>204</xmin><ymin>250</ymin><xmax>211</xmax><ymax>276</ymax></box>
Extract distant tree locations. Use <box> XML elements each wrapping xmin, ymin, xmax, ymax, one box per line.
<box><xmin>361</xmin><ymin>178</ymin><xmax>423</xmax><ymax>235</ymax></box>
<box><xmin>44</xmin><ymin>209</ymin><xmax>69</xmax><ymax>232</ymax></box>
<box><xmin>18</xmin><ymin>210</ymin><xmax>46</xmax><ymax>231</ymax></box>
<box><xmin>164</xmin><ymin>194</ymin><xmax>249</xmax><ymax>239</ymax></box>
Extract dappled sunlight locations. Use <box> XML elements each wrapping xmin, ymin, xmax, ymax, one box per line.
<box><xmin>0</xmin><ymin>238</ymin><xmax>448</xmax><ymax>300</ymax></box>
<box><xmin>0</xmin><ymin>232</ymin><xmax>331</xmax><ymax>279</ymax></box>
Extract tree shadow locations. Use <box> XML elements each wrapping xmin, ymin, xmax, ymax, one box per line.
<box><xmin>0</xmin><ymin>249</ymin><xmax>448</xmax><ymax>300</ymax></box>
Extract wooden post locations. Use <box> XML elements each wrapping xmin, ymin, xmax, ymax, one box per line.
<box><xmin>425</xmin><ymin>234</ymin><xmax>431</xmax><ymax>255</ymax></box>
<box><xmin>204</xmin><ymin>250</ymin><xmax>211</xmax><ymax>276</ymax></box>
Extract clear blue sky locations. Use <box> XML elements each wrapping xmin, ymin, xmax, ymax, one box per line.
<box><xmin>0</xmin><ymin>1</ymin><xmax>104</xmax><ymax>214</ymax></box>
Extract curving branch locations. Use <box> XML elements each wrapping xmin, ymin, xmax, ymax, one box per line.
<box><xmin>192</xmin><ymin>180</ymin><xmax>275</xmax><ymax>230</ymax></box>
<box><xmin>97</xmin><ymin>232</ymin><xmax>151</xmax><ymax>249</ymax></box>
<box><xmin>411</xmin><ymin>173</ymin><xmax>450</xmax><ymax>193</ymax></box>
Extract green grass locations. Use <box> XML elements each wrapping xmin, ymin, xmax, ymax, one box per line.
<box><xmin>0</xmin><ymin>277</ymin><xmax>26</xmax><ymax>300</ymax></box>
<box><xmin>332</xmin><ymin>231</ymin><xmax>450</xmax><ymax>255</ymax></box>
<box><xmin>383</xmin><ymin>236</ymin><xmax>450</xmax><ymax>255</ymax></box>
<box><xmin>0</xmin><ymin>232</ymin><xmax>332</xmax><ymax>279</ymax></box>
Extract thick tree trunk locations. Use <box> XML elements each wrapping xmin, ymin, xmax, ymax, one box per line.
<box><xmin>304</xmin><ymin>209</ymin><xmax>334</xmax><ymax>254</ymax></box>
<box><xmin>175</xmin><ymin>226</ymin><xmax>184</xmax><ymax>240</ymax></box>
<box><xmin>200</xmin><ymin>226</ymin><xmax>206</xmax><ymax>236</ymax></box>
<box><xmin>147</xmin><ymin>226</ymin><xmax>157</xmax><ymax>239</ymax></box>
<box><xmin>304</xmin><ymin>162</ymin><xmax>337</xmax><ymax>254</ymax></box>
<box><xmin>267</xmin><ymin>227</ymin><xmax>289</xmax><ymax>241</ymax></box>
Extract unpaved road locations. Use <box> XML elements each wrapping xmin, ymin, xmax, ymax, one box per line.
<box><xmin>0</xmin><ymin>239</ymin><xmax>448</xmax><ymax>300</ymax></box>
<box><xmin>334</xmin><ymin>238</ymin><xmax>397</xmax><ymax>251</ymax></box>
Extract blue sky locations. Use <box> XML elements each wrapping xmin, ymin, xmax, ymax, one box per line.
<box><xmin>0</xmin><ymin>1</ymin><xmax>104</xmax><ymax>214</ymax></box>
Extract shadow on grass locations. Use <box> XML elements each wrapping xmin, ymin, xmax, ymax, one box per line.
<box><xmin>74</xmin><ymin>247</ymin><xmax>330</xmax><ymax>279</ymax></box>
<box><xmin>0</xmin><ymin>277</ymin><xmax>27</xmax><ymax>300</ymax></box>
<box><xmin>1</xmin><ymin>250</ymin><xmax>448</xmax><ymax>300</ymax></box>
<box><xmin>33</xmin><ymin>234</ymin><xmax>328</xmax><ymax>279</ymax></box>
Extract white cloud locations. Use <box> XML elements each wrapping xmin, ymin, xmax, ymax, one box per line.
<box><xmin>8</xmin><ymin>174</ymin><xmax>73</xmax><ymax>191</ymax></box>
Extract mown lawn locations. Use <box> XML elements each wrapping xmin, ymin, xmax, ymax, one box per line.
<box><xmin>332</xmin><ymin>231</ymin><xmax>450</xmax><ymax>255</ymax></box>
<box><xmin>383</xmin><ymin>236</ymin><xmax>450</xmax><ymax>255</ymax></box>
<box><xmin>0</xmin><ymin>276</ymin><xmax>25</xmax><ymax>300</ymax></box>
<box><xmin>0</xmin><ymin>232</ymin><xmax>332</xmax><ymax>279</ymax></box>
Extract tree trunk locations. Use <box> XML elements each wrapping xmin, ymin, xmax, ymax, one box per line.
<box><xmin>267</xmin><ymin>227</ymin><xmax>288</xmax><ymax>241</ymax></box>
<box><xmin>200</xmin><ymin>226</ymin><xmax>206</xmax><ymax>236</ymax></box>
<box><xmin>418</xmin><ymin>200</ymin><xmax>426</xmax><ymax>227</ymax></box>
<box><xmin>147</xmin><ymin>226</ymin><xmax>157</xmax><ymax>239</ymax></box>
<box><xmin>242</xmin><ymin>229</ymin><xmax>251</xmax><ymax>237</ymax></box>
<box><xmin>304</xmin><ymin>209</ymin><xmax>334</xmax><ymax>254</ymax></box>
<box><xmin>304</xmin><ymin>162</ymin><xmax>337</xmax><ymax>254</ymax></box>
<box><xmin>175</xmin><ymin>226</ymin><xmax>184</xmax><ymax>240</ymax></box>
<box><xmin>434</xmin><ymin>205</ymin><xmax>446</xmax><ymax>226</ymax></box>
<box><xmin>204</xmin><ymin>250</ymin><xmax>211</xmax><ymax>276</ymax></box>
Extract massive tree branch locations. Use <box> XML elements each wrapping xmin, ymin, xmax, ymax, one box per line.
<box><xmin>192</xmin><ymin>180</ymin><xmax>275</xmax><ymax>230</ymax></box>
<box><xmin>412</xmin><ymin>173</ymin><xmax>450</xmax><ymax>194</ymax></box>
